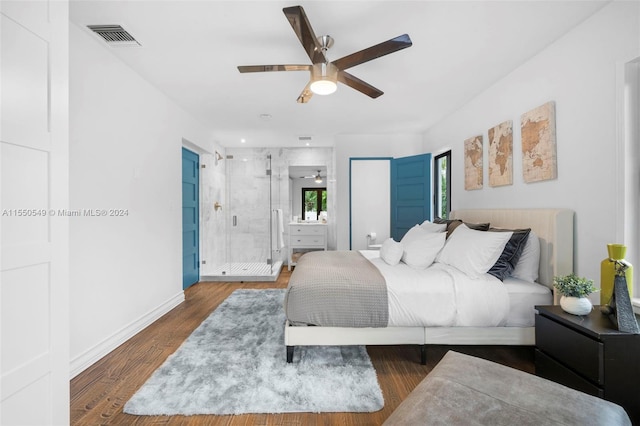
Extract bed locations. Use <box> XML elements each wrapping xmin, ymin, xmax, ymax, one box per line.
<box><xmin>284</xmin><ymin>208</ymin><xmax>574</xmax><ymax>363</ymax></box>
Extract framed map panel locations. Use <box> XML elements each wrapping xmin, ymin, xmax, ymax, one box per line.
<box><xmin>521</xmin><ymin>101</ymin><xmax>557</xmax><ymax>183</ymax></box>
<box><xmin>488</xmin><ymin>120</ymin><xmax>513</xmax><ymax>187</ymax></box>
<box><xmin>464</xmin><ymin>135</ymin><xmax>483</xmax><ymax>190</ymax></box>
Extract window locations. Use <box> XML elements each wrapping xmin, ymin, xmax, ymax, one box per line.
<box><xmin>433</xmin><ymin>151</ymin><xmax>451</xmax><ymax>219</ymax></box>
<box><xmin>302</xmin><ymin>188</ymin><xmax>327</xmax><ymax>221</ymax></box>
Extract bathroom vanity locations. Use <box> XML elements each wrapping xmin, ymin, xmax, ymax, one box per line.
<box><xmin>288</xmin><ymin>223</ymin><xmax>328</xmax><ymax>270</ymax></box>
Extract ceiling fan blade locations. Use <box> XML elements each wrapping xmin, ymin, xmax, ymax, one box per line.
<box><xmin>338</xmin><ymin>71</ymin><xmax>383</xmax><ymax>99</ymax></box>
<box><xmin>332</xmin><ymin>34</ymin><xmax>412</xmax><ymax>71</ymax></box>
<box><xmin>237</xmin><ymin>65</ymin><xmax>311</xmax><ymax>73</ymax></box>
<box><xmin>296</xmin><ymin>82</ymin><xmax>313</xmax><ymax>103</ymax></box>
<box><xmin>283</xmin><ymin>6</ymin><xmax>327</xmax><ymax>64</ymax></box>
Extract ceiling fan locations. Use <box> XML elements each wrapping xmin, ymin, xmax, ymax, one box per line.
<box><xmin>300</xmin><ymin>170</ymin><xmax>323</xmax><ymax>183</ymax></box>
<box><xmin>237</xmin><ymin>5</ymin><xmax>412</xmax><ymax>103</ymax></box>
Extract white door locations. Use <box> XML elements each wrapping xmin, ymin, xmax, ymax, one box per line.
<box><xmin>350</xmin><ymin>159</ymin><xmax>391</xmax><ymax>250</ymax></box>
<box><xmin>1</xmin><ymin>1</ymin><xmax>70</xmax><ymax>425</ymax></box>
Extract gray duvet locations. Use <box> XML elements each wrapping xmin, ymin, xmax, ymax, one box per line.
<box><xmin>284</xmin><ymin>250</ymin><xmax>389</xmax><ymax>327</ymax></box>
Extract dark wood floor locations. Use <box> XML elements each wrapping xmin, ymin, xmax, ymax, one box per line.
<box><xmin>70</xmin><ymin>267</ymin><xmax>535</xmax><ymax>425</ymax></box>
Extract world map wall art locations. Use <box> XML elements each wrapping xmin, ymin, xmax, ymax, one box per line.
<box><xmin>464</xmin><ymin>100</ymin><xmax>557</xmax><ymax>191</ymax></box>
<box><xmin>464</xmin><ymin>135</ymin><xmax>483</xmax><ymax>190</ymax></box>
<box><xmin>488</xmin><ymin>120</ymin><xmax>513</xmax><ymax>187</ymax></box>
<box><xmin>520</xmin><ymin>101</ymin><xmax>557</xmax><ymax>183</ymax></box>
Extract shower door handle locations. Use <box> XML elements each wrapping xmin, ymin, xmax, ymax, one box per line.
<box><xmin>233</xmin><ymin>215</ymin><xmax>237</xmax><ymax>226</ymax></box>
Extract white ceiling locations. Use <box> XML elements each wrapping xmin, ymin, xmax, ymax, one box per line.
<box><xmin>70</xmin><ymin>1</ymin><xmax>608</xmax><ymax>148</ymax></box>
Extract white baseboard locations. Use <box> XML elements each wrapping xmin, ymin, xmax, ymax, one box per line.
<box><xmin>69</xmin><ymin>291</ymin><xmax>185</xmax><ymax>379</ymax></box>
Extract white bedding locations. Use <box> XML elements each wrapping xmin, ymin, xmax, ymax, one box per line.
<box><xmin>503</xmin><ymin>276</ymin><xmax>552</xmax><ymax>326</ymax></box>
<box><xmin>360</xmin><ymin>250</ymin><xmax>511</xmax><ymax>328</ymax></box>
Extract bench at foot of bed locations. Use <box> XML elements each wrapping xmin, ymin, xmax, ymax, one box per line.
<box><xmin>383</xmin><ymin>351</ymin><xmax>632</xmax><ymax>425</ymax></box>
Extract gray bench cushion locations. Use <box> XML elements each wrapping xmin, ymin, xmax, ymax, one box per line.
<box><xmin>383</xmin><ymin>351</ymin><xmax>631</xmax><ymax>426</ymax></box>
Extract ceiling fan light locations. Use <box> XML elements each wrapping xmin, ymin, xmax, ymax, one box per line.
<box><xmin>310</xmin><ymin>62</ymin><xmax>338</xmax><ymax>95</ymax></box>
<box><xmin>315</xmin><ymin>175</ymin><xmax>323</xmax><ymax>183</ymax></box>
<box><xmin>310</xmin><ymin>80</ymin><xmax>337</xmax><ymax>95</ymax></box>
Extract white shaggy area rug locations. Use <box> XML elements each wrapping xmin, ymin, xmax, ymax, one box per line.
<box><xmin>123</xmin><ymin>289</ymin><xmax>384</xmax><ymax>415</ymax></box>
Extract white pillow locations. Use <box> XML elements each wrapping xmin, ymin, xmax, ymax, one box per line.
<box><xmin>419</xmin><ymin>220</ymin><xmax>447</xmax><ymax>233</ymax></box>
<box><xmin>436</xmin><ymin>224</ymin><xmax>513</xmax><ymax>278</ymax></box>
<box><xmin>401</xmin><ymin>225</ymin><xmax>428</xmax><ymax>244</ymax></box>
<box><xmin>380</xmin><ymin>238</ymin><xmax>404</xmax><ymax>266</ymax></box>
<box><xmin>401</xmin><ymin>232</ymin><xmax>446</xmax><ymax>269</ymax></box>
<box><xmin>511</xmin><ymin>230</ymin><xmax>540</xmax><ymax>282</ymax></box>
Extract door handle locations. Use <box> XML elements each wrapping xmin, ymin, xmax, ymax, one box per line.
<box><xmin>233</xmin><ymin>215</ymin><xmax>237</xmax><ymax>226</ymax></box>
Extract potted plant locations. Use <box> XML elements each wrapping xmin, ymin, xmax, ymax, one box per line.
<box><xmin>553</xmin><ymin>273</ymin><xmax>598</xmax><ymax>315</ymax></box>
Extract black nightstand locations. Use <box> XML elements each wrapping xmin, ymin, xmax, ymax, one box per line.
<box><xmin>535</xmin><ymin>305</ymin><xmax>640</xmax><ymax>424</ymax></box>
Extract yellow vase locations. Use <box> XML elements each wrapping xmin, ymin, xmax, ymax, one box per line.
<box><xmin>600</xmin><ymin>243</ymin><xmax>633</xmax><ymax>305</ymax></box>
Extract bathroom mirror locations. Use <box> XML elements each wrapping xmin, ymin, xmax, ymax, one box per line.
<box><xmin>289</xmin><ymin>166</ymin><xmax>327</xmax><ymax>222</ymax></box>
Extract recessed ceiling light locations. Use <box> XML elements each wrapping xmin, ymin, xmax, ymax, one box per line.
<box><xmin>259</xmin><ymin>113</ymin><xmax>272</xmax><ymax>120</ymax></box>
<box><xmin>240</xmin><ymin>138</ymin><xmax>246</xmax><ymax>143</ymax></box>
<box><xmin>306</xmin><ymin>142</ymin><xmax>310</xmax><ymax>146</ymax></box>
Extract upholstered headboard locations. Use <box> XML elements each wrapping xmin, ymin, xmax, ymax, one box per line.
<box><xmin>450</xmin><ymin>209</ymin><xmax>574</xmax><ymax>290</ymax></box>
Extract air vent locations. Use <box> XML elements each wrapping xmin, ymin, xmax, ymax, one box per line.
<box><xmin>298</xmin><ymin>136</ymin><xmax>312</xmax><ymax>141</ymax></box>
<box><xmin>87</xmin><ymin>25</ymin><xmax>141</xmax><ymax>47</ymax></box>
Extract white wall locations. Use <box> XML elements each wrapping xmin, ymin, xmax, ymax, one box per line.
<box><xmin>422</xmin><ymin>2</ymin><xmax>640</xmax><ymax>300</ymax></box>
<box><xmin>335</xmin><ymin>134</ymin><xmax>424</xmax><ymax>250</ymax></box>
<box><xmin>69</xmin><ymin>23</ymin><xmax>216</xmax><ymax>376</ymax></box>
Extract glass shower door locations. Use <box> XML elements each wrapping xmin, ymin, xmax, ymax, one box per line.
<box><xmin>224</xmin><ymin>151</ymin><xmax>274</xmax><ymax>277</ymax></box>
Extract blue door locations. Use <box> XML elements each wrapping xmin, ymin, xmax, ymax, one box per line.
<box><xmin>182</xmin><ymin>148</ymin><xmax>199</xmax><ymax>289</ymax></box>
<box><xmin>391</xmin><ymin>153</ymin><xmax>432</xmax><ymax>241</ymax></box>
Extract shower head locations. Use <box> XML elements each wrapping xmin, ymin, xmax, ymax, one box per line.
<box><xmin>215</xmin><ymin>151</ymin><xmax>224</xmax><ymax>165</ymax></box>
